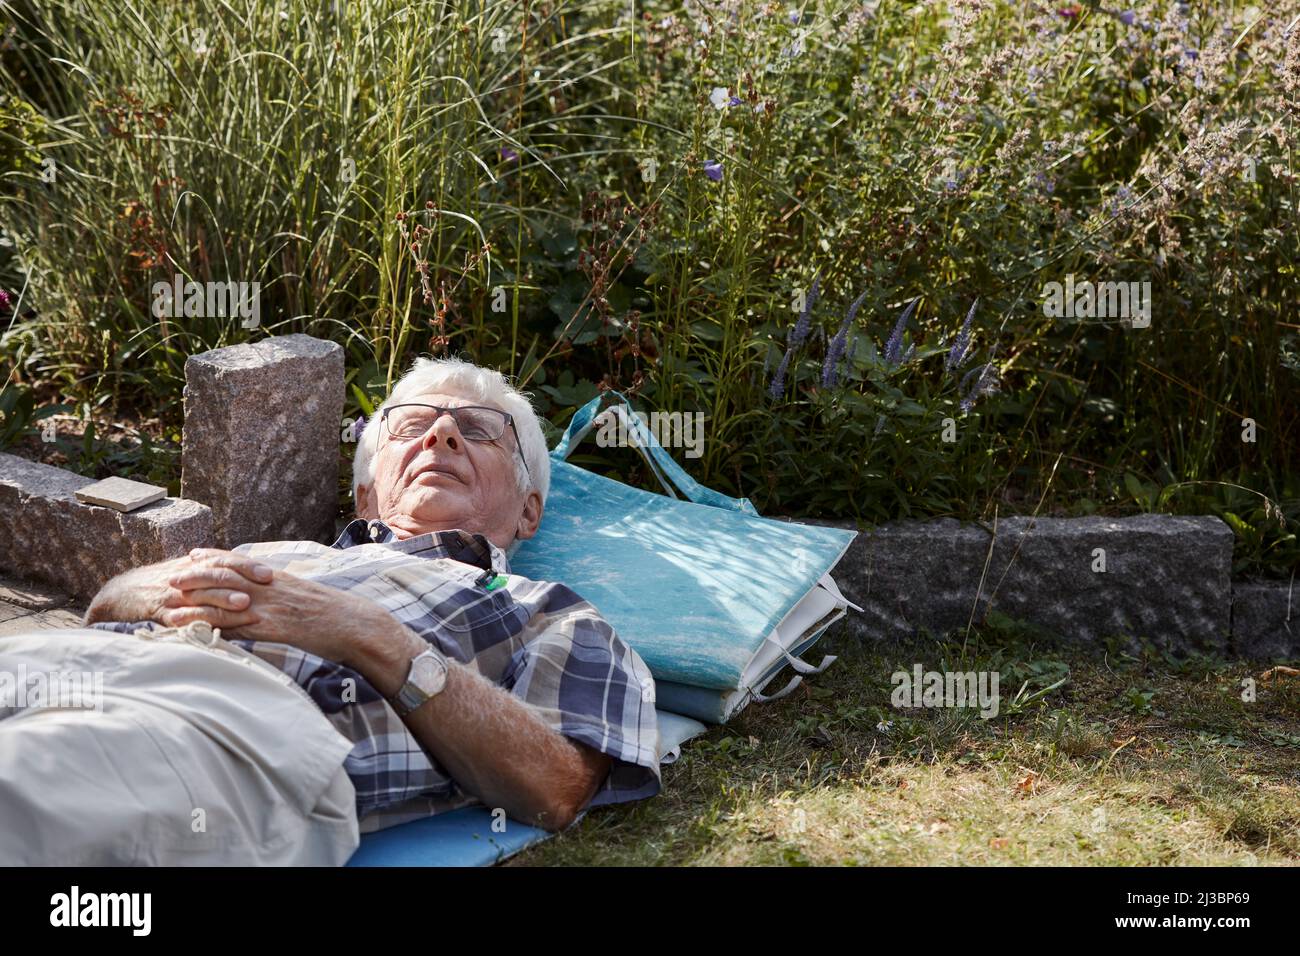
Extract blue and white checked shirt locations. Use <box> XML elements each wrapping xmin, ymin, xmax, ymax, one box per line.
<box><xmin>94</xmin><ymin>518</ymin><xmax>661</xmax><ymax>833</ymax></box>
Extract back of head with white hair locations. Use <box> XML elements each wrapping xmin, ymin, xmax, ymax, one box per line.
<box><xmin>352</xmin><ymin>355</ymin><xmax>551</xmax><ymax>509</ymax></box>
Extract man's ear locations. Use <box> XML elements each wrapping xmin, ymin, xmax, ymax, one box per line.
<box><xmin>514</xmin><ymin>490</ymin><xmax>543</xmax><ymax>542</ymax></box>
<box><xmin>355</xmin><ymin>482</ymin><xmax>377</xmax><ymax>520</ymax></box>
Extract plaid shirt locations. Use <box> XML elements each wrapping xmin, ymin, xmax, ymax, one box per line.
<box><xmin>93</xmin><ymin>519</ymin><xmax>661</xmax><ymax>833</ymax></box>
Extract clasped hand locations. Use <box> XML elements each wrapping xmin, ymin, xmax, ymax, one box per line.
<box><xmin>151</xmin><ymin>548</ymin><xmax>363</xmax><ymax>661</ymax></box>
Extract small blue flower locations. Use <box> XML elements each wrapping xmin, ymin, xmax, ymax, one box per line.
<box><xmin>959</xmin><ymin>346</ymin><xmax>1000</xmax><ymax>412</ymax></box>
<box><xmin>500</xmin><ymin>147</ymin><xmax>518</xmax><ymax>162</ymax></box>
<box><xmin>884</xmin><ymin>297</ymin><xmax>918</xmax><ymax>366</ymax></box>
<box><xmin>844</xmin><ymin>287</ymin><xmax>869</xmax><ymax>325</ymax></box>
<box><xmin>703</xmin><ymin>159</ymin><xmax>724</xmax><ymax>182</ymax></box>
<box><xmin>821</xmin><ymin>341</ymin><xmax>845</xmax><ymax>387</ymax></box>
<box><xmin>828</xmin><ymin>287</ymin><xmax>870</xmax><ymax>386</ymax></box>
<box><xmin>767</xmin><ymin>348</ymin><xmax>792</xmax><ymax>399</ymax></box>
<box><xmin>1118</xmin><ymin>10</ymin><xmax>1136</xmax><ymax>26</ymax></box>
<box><xmin>945</xmin><ymin>298</ymin><xmax>978</xmax><ymax>372</ymax></box>
<box><xmin>822</xmin><ymin>294</ymin><xmax>863</xmax><ymax>388</ymax></box>
<box><xmin>790</xmin><ymin>273</ymin><xmax>820</xmax><ymax>348</ymax></box>
<box><xmin>729</xmin><ymin>95</ymin><xmax>743</xmax><ymax>107</ymax></box>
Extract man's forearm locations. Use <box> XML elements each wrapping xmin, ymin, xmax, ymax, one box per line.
<box><xmin>344</xmin><ymin>616</ymin><xmax>606</xmax><ymax>830</ymax></box>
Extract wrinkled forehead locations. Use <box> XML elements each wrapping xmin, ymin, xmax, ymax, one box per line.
<box><xmin>395</xmin><ymin>389</ymin><xmax>499</xmax><ymax>411</ymax></box>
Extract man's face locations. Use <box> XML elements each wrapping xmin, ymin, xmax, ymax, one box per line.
<box><xmin>356</xmin><ymin>391</ymin><xmax>542</xmax><ymax>549</ymax></box>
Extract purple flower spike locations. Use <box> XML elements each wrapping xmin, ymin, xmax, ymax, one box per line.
<box><xmin>703</xmin><ymin>159</ymin><xmax>724</xmax><ymax>182</ymax></box>
<box><xmin>790</xmin><ymin>273</ymin><xmax>820</xmax><ymax>348</ymax></box>
<box><xmin>959</xmin><ymin>345</ymin><xmax>1001</xmax><ymax>412</ymax></box>
<box><xmin>945</xmin><ymin>298</ymin><xmax>978</xmax><ymax>372</ymax></box>
<box><xmin>884</xmin><ymin>297</ymin><xmax>919</xmax><ymax>365</ymax></box>
<box><xmin>821</xmin><ymin>286</ymin><xmax>870</xmax><ymax>387</ymax></box>
<box><xmin>822</xmin><ymin>319</ymin><xmax>850</xmax><ymax>387</ymax></box>
<box><xmin>767</xmin><ymin>348</ymin><xmax>792</xmax><ymax>399</ymax></box>
<box><xmin>845</xmin><ymin>287</ymin><xmax>869</xmax><ymax>325</ymax></box>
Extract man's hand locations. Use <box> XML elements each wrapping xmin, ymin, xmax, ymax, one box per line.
<box><xmin>85</xmin><ymin>548</ymin><xmax>273</xmax><ymax>628</ymax></box>
<box><xmin>218</xmin><ymin>572</ymin><xmax>389</xmax><ymax>664</ymax></box>
<box><xmin>140</xmin><ymin>553</ymin><xmax>393</xmax><ymax>664</ymax></box>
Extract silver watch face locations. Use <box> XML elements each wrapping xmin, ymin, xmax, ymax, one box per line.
<box><xmin>409</xmin><ymin>651</ymin><xmax>447</xmax><ymax>696</ymax></box>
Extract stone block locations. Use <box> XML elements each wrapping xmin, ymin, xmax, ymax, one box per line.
<box><xmin>1232</xmin><ymin>579</ymin><xmax>1299</xmax><ymax>660</ymax></box>
<box><xmin>795</xmin><ymin>513</ymin><xmax>1233</xmax><ymax>651</ymax></box>
<box><xmin>74</xmin><ymin>476</ymin><xmax>166</xmax><ymax>512</ymax></box>
<box><xmin>0</xmin><ymin>453</ymin><xmax>214</xmax><ymax>602</ymax></box>
<box><xmin>182</xmin><ymin>333</ymin><xmax>344</xmax><ymax>548</ymax></box>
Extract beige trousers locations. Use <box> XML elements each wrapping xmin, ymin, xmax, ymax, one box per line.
<box><xmin>0</xmin><ymin>622</ymin><xmax>359</xmax><ymax>865</ymax></box>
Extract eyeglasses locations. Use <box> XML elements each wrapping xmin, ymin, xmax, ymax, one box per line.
<box><xmin>380</xmin><ymin>403</ymin><xmax>532</xmax><ymax>480</ymax></box>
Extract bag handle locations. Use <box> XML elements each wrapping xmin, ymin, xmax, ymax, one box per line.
<box><xmin>748</xmin><ymin>650</ymin><xmax>838</xmax><ymax>705</ymax></box>
<box><xmin>751</xmin><ymin>675</ymin><xmax>803</xmax><ymax>704</ymax></box>
<box><xmin>551</xmin><ymin>390</ymin><xmax>760</xmax><ymax>516</ymax></box>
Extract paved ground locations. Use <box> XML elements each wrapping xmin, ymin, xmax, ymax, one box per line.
<box><xmin>0</xmin><ymin>574</ymin><xmax>87</xmax><ymax>635</ymax></box>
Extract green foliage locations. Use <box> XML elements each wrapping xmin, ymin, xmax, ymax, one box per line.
<box><xmin>0</xmin><ymin>0</ymin><xmax>1296</xmax><ymax>573</ymax></box>
<box><xmin>0</xmin><ymin>382</ymin><xmax>62</xmax><ymax>447</ymax></box>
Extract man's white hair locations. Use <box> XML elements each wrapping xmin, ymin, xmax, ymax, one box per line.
<box><xmin>352</xmin><ymin>355</ymin><xmax>551</xmax><ymax>508</ymax></box>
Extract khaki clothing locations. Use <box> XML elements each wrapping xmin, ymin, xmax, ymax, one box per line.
<box><xmin>0</xmin><ymin>623</ymin><xmax>359</xmax><ymax>866</ymax></box>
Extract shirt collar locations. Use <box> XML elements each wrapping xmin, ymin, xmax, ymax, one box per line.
<box><xmin>332</xmin><ymin>519</ymin><xmax>512</xmax><ymax>576</ymax></box>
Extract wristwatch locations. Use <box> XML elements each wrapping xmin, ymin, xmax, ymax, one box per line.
<box><xmin>388</xmin><ymin>646</ymin><xmax>449</xmax><ymax>717</ymax></box>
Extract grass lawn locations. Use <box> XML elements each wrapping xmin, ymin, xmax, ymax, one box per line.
<box><xmin>513</xmin><ymin>622</ymin><xmax>1300</xmax><ymax>866</ymax></box>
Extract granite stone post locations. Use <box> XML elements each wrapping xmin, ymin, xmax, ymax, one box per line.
<box><xmin>182</xmin><ymin>334</ymin><xmax>344</xmax><ymax>548</ymax></box>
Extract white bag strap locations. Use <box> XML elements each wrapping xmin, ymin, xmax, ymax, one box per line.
<box><xmin>747</xmin><ymin>635</ymin><xmax>838</xmax><ymax>705</ymax></box>
<box><xmin>596</xmin><ymin>405</ymin><xmax>680</xmax><ymax>500</ymax></box>
<box><xmin>751</xmin><ymin>675</ymin><xmax>803</xmax><ymax>703</ymax></box>
<box><xmin>552</xmin><ymin>390</ymin><xmax>760</xmax><ymax>515</ymax></box>
<box><xmin>762</xmin><ymin>632</ymin><xmax>838</xmax><ymax>675</ymax></box>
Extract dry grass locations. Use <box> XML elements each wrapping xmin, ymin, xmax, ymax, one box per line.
<box><xmin>512</xmin><ymin>623</ymin><xmax>1300</xmax><ymax>866</ymax></box>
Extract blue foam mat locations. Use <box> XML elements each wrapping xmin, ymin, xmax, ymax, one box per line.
<box><xmin>346</xmin><ymin>710</ymin><xmax>707</xmax><ymax>867</ymax></box>
<box><xmin>347</xmin><ymin>806</ymin><xmax>548</xmax><ymax>867</ymax></box>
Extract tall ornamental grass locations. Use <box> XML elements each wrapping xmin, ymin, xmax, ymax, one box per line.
<box><xmin>1</xmin><ymin>0</ymin><xmax>1296</xmax><ymax>573</ymax></box>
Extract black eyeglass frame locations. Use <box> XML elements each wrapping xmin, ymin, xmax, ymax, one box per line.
<box><xmin>379</xmin><ymin>403</ymin><xmax>532</xmax><ymax>481</ymax></box>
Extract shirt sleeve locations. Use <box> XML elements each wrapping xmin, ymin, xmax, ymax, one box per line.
<box><xmin>500</xmin><ymin>583</ymin><xmax>661</xmax><ymax>809</ymax></box>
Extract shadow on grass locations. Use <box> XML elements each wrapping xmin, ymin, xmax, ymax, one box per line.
<box><xmin>511</xmin><ymin>618</ymin><xmax>1300</xmax><ymax>866</ymax></box>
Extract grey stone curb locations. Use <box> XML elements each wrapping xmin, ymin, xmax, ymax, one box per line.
<box><xmin>787</xmin><ymin>514</ymin><xmax>1293</xmax><ymax>658</ymax></box>
<box><xmin>0</xmin><ymin>452</ymin><xmax>214</xmax><ymax>602</ymax></box>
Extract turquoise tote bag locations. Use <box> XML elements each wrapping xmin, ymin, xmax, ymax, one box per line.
<box><xmin>508</xmin><ymin>391</ymin><xmax>858</xmax><ymax>722</ymax></box>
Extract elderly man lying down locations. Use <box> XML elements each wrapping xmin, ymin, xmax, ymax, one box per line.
<box><xmin>0</xmin><ymin>357</ymin><xmax>660</xmax><ymax>865</ymax></box>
